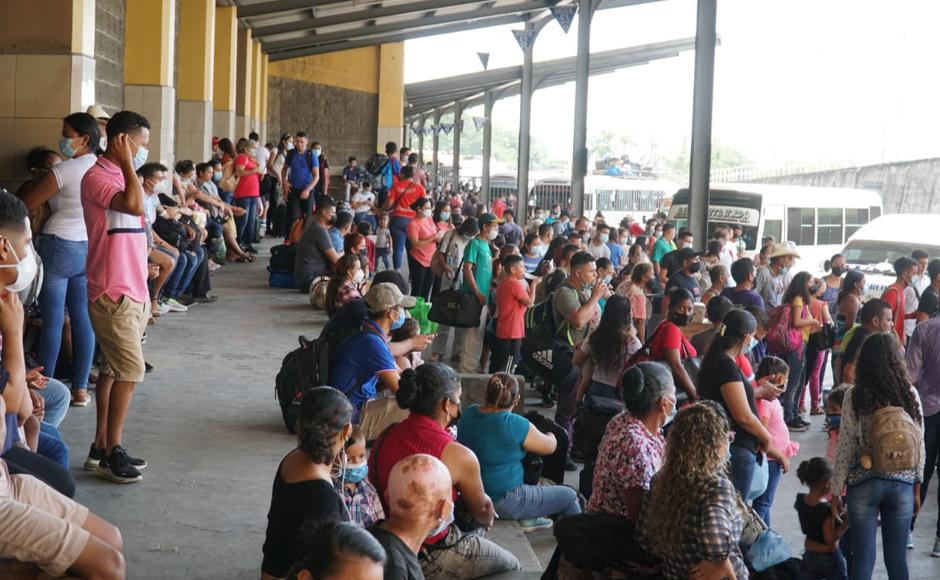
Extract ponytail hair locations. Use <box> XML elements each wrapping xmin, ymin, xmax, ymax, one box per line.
<box><xmin>796</xmin><ymin>456</ymin><xmax>833</xmax><ymax>487</ymax></box>
<box><xmin>484</xmin><ymin>373</ymin><xmax>519</xmax><ymax>408</ymax></box>
<box><xmin>395</xmin><ymin>363</ymin><xmax>460</xmax><ymax>417</ymax></box>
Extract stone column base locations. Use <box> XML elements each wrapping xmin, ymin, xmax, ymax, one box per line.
<box><xmin>177</xmin><ymin>100</ymin><xmax>212</xmax><ymax>162</ymax></box>
<box><xmin>213</xmin><ymin>110</ymin><xmax>235</xmax><ymax>141</ymax></box>
<box><xmin>125</xmin><ymin>84</ymin><xmax>176</xmax><ymax>166</ymax></box>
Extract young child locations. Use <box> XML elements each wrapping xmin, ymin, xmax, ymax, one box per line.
<box><xmin>752</xmin><ymin>355</ymin><xmax>799</xmax><ymax>526</ymax></box>
<box><xmin>357</xmin><ymin>220</ymin><xmax>376</xmax><ymax>274</ymax></box>
<box><xmin>334</xmin><ymin>427</ymin><xmax>384</xmax><ymax>528</ymax></box>
<box><xmin>374</xmin><ymin>213</ymin><xmax>391</xmax><ymax>271</ymax></box>
<box><xmin>391</xmin><ymin>318</ymin><xmax>423</xmax><ymax>370</ymax></box>
<box><xmin>795</xmin><ymin>457</ymin><xmax>849</xmax><ymax>580</ymax></box>
<box><xmin>491</xmin><ymin>254</ymin><xmax>539</xmax><ymax>373</ymax></box>
<box><xmin>825</xmin><ymin>387</ymin><xmax>846</xmax><ymax>461</ymax></box>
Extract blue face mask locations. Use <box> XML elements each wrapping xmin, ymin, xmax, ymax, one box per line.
<box><xmin>426</xmin><ymin>504</ymin><xmax>455</xmax><ymax>539</ymax></box>
<box><xmin>343</xmin><ymin>462</ymin><xmax>369</xmax><ymax>484</ymax></box>
<box><xmin>213</xmin><ymin>171</ymin><xmax>223</xmax><ymax>182</ymax></box>
<box><xmin>440</xmin><ymin>212</ymin><xmax>451</xmax><ymax>222</ymax></box>
<box><xmin>391</xmin><ymin>307</ymin><xmax>406</xmax><ymax>330</ymax></box>
<box><xmin>133</xmin><ymin>146</ymin><xmax>149</xmax><ymax>170</ymax></box>
<box><xmin>59</xmin><ymin>136</ymin><xmax>77</xmax><ymax>159</ymax></box>
<box><xmin>743</xmin><ymin>336</ymin><xmax>758</xmax><ymax>353</ymax></box>
<box><xmin>663</xmin><ymin>398</ymin><xmax>678</xmax><ymax>427</ymax></box>
<box><xmin>826</xmin><ymin>414</ymin><xmax>841</xmax><ymax>430</ymax></box>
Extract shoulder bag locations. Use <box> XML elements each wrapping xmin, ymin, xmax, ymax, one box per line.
<box><xmin>428</xmin><ymin>252</ymin><xmax>484</xmax><ymax>328</ymax></box>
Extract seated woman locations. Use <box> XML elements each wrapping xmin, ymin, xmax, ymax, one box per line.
<box><xmin>637</xmin><ymin>401</ymin><xmax>747</xmax><ymax>580</ymax></box>
<box><xmin>262</xmin><ymin>387</ymin><xmax>353</xmax><ymax>580</ymax></box>
<box><xmin>573</xmin><ymin>295</ymin><xmax>642</xmax><ymax>402</ymax></box>
<box><xmin>587</xmin><ymin>362</ymin><xmax>674</xmax><ymax>523</ymax></box>
<box><xmin>648</xmin><ymin>287</ymin><xmax>698</xmax><ymax>401</ymax></box>
<box><xmin>369</xmin><ymin>363</ymin><xmax>522</xmax><ymax>580</ymax></box>
<box><xmin>285</xmin><ymin>520</ymin><xmax>386</xmax><ymax>580</ymax></box>
<box><xmin>325</xmin><ymin>254</ymin><xmax>366</xmax><ymax>317</ymax></box>
<box><xmin>457</xmin><ymin>373</ymin><xmax>580</xmax><ymax>532</ymax></box>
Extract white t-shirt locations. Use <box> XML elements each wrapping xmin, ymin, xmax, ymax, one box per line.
<box><xmin>351</xmin><ymin>191</ymin><xmax>376</xmax><ymax>214</ymax></box>
<box><xmin>254</xmin><ymin>144</ymin><xmax>270</xmax><ymax>170</ymax></box>
<box><xmin>905</xmin><ymin>274</ymin><xmax>931</xmax><ymax>337</ymax></box>
<box><xmin>720</xmin><ymin>241</ymin><xmax>737</xmax><ymax>268</ymax></box>
<box><xmin>587</xmin><ymin>241</ymin><xmax>611</xmax><ymax>260</ymax></box>
<box><xmin>46</xmin><ymin>154</ymin><xmax>97</xmax><ymax>241</ymax></box>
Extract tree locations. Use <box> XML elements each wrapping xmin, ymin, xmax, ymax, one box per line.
<box><xmin>666</xmin><ymin>140</ymin><xmax>752</xmax><ymax>174</ymax></box>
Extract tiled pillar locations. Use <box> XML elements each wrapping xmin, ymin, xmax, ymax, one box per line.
<box><xmin>251</xmin><ymin>41</ymin><xmax>263</xmax><ymax>140</ymax></box>
<box><xmin>0</xmin><ymin>0</ymin><xmax>96</xmax><ymax>190</ymax></box>
<box><xmin>376</xmin><ymin>43</ymin><xmax>405</xmax><ymax>151</ymax></box>
<box><xmin>124</xmin><ymin>0</ymin><xmax>176</xmax><ymax>166</ymax></box>
<box><xmin>213</xmin><ymin>5</ymin><xmax>237</xmax><ymax>140</ymax></box>
<box><xmin>235</xmin><ymin>28</ymin><xmax>254</xmax><ymax>139</ymax></box>
<box><xmin>176</xmin><ymin>0</ymin><xmax>215</xmax><ymax>162</ymax></box>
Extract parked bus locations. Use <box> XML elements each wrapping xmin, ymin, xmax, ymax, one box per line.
<box><xmin>667</xmin><ymin>183</ymin><xmax>883</xmax><ymax>272</ymax></box>
<box><xmin>529</xmin><ymin>175</ymin><xmax>676</xmax><ymax>225</ymax></box>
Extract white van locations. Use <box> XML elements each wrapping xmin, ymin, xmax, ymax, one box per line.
<box><xmin>838</xmin><ymin>214</ymin><xmax>940</xmax><ymax>297</ymax></box>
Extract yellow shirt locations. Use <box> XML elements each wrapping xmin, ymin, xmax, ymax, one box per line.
<box><xmin>792</xmin><ymin>296</ymin><xmax>811</xmax><ymax>342</ymax></box>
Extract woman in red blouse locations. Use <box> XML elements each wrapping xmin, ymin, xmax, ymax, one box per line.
<box><xmin>233</xmin><ymin>138</ymin><xmax>264</xmax><ymax>253</ymax></box>
<box><xmin>648</xmin><ymin>287</ymin><xmax>699</xmax><ymax>401</ymax></box>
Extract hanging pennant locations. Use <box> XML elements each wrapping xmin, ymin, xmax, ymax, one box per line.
<box><xmin>473</xmin><ymin>116</ymin><xmax>486</xmax><ymax>130</ymax></box>
<box><xmin>441</xmin><ymin>123</ymin><xmax>455</xmax><ymax>136</ymax></box>
<box><xmin>550</xmin><ymin>5</ymin><xmax>577</xmax><ymax>33</ymax></box>
<box><xmin>512</xmin><ymin>29</ymin><xmax>536</xmax><ymax>51</ymax></box>
<box><xmin>456</xmin><ymin>119</ymin><xmax>465</xmax><ymax>132</ymax></box>
<box><xmin>477</xmin><ymin>52</ymin><xmax>490</xmax><ymax>70</ymax></box>
<box><xmin>432</xmin><ymin>124</ymin><xmax>443</xmax><ymax>135</ymax></box>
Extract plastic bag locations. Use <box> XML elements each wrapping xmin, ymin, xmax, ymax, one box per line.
<box><xmin>408</xmin><ymin>297</ymin><xmax>438</xmax><ymax>334</ymax></box>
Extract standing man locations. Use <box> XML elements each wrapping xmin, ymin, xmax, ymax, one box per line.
<box><xmin>916</xmin><ymin>259</ymin><xmax>940</xmax><ymax>323</ymax></box>
<box><xmin>755</xmin><ymin>244</ymin><xmax>798</xmax><ymax>308</ymax></box>
<box><xmin>650</xmin><ymin>222</ymin><xmax>677</xmax><ymax>280</ymax></box>
<box><xmin>80</xmin><ymin>111</ymin><xmax>151</xmax><ymax>483</ymax></box>
<box><xmin>280</xmin><ymin>131</ymin><xmax>319</xmax><ymax>224</ymax></box>
<box><xmin>882</xmin><ymin>256</ymin><xmax>917</xmax><ymax>345</ymax></box>
<box><xmin>907</xmin><ymin>316</ymin><xmax>940</xmax><ymax>558</ymax></box>
<box><xmin>905</xmin><ymin>250</ymin><xmax>931</xmax><ymax>342</ymax></box>
<box><xmin>310</xmin><ymin>141</ymin><xmax>329</xmax><ymax>201</ymax></box>
<box><xmin>375</xmin><ymin>141</ymin><xmax>401</xmax><ymax>209</ymax></box>
<box><xmin>586</xmin><ymin>224</ymin><xmax>612</xmax><ymax>261</ymax></box>
<box><xmin>498</xmin><ymin>209</ymin><xmax>523</xmax><ymax>247</ymax></box>
<box><xmin>661</xmin><ymin>247</ymin><xmax>704</xmax><ymax>313</ymax></box>
<box><xmin>458</xmin><ymin>214</ymin><xmax>500</xmax><ymax>374</ymax></box>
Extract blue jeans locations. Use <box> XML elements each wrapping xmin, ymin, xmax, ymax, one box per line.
<box><xmin>801</xmin><ymin>549</ymin><xmax>848</xmax><ymax>580</ymax></box>
<box><xmin>494</xmin><ymin>483</ymin><xmax>581</xmax><ymax>520</ymax></box>
<box><xmin>753</xmin><ymin>459</ymin><xmax>783</xmax><ymax>525</ymax></box>
<box><xmin>355</xmin><ymin>212</ymin><xmax>377</xmax><ymax>231</ymax></box>
<box><xmin>782</xmin><ymin>344</ymin><xmax>807</xmax><ymax>422</ymax></box>
<box><xmin>39</xmin><ymin>377</ymin><xmax>70</xmax><ymax>428</ymax></box>
<box><xmin>586</xmin><ymin>380</ymin><xmax>620</xmax><ymax>401</ymax></box>
<box><xmin>729</xmin><ymin>444</ymin><xmax>757</xmax><ymax>500</ymax></box>
<box><xmin>847</xmin><ymin>478</ymin><xmax>914</xmax><ymax>580</ymax></box>
<box><xmin>235</xmin><ymin>196</ymin><xmax>260</xmax><ymax>248</ymax></box>
<box><xmin>166</xmin><ymin>247</ymin><xmax>202</xmax><ymax>297</ymax></box>
<box><xmin>389</xmin><ymin>215</ymin><xmax>410</xmax><ymax>270</ymax></box>
<box><xmin>35</xmin><ymin>235</ymin><xmax>95</xmax><ymax>390</ymax></box>
<box><xmin>37</xmin><ymin>422</ymin><xmax>68</xmax><ymax>470</ymax></box>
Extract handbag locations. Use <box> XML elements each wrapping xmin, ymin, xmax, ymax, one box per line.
<box><xmin>746</xmin><ymin>528</ymin><xmax>791</xmax><ymax>572</ymax></box>
<box><xmin>428</xmin><ymin>255</ymin><xmax>484</xmax><ymax>328</ymax></box>
<box><xmin>219</xmin><ymin>161</ymin><xmax>238</xmax><ymax>192</ymax></box>
<box><xmin>809</xmin><ymin>321</ymin><xmax>835</xmax><ymax>351</ymax></box>
<box><xmin>747</xmin><ymin>452</ymin><xmax>770</xmax><ymax>502</ymax></box>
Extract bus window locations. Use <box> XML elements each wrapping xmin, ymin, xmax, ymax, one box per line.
<box><xmin>844</xmin><ymin>208</ymin><xmax>870</xmax><ymax>239</ymax></box>
<box><xmin>764</xmin><ymin>219</ymin><xmax>782</xmax><ymax>244</ymax></box>
<box><xmin>787</xmin><ymin>207</ymin><xmax>816</xmax><ymax>246</ymax></box>
<box><xmin>817</xmin><ymin>208</ymin><xmax>844</xmax><ymax>245</ymax></box>
<box><xmin>869</xmin><ymin>206</ymin><xmax>882</xmax><ymax>220</ymax></box>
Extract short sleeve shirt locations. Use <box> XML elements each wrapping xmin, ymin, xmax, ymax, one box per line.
<box><xmin>649</xmin><ymin>320</ymin><xmax>697</xmax><ymax>361</ymax></box>
<box><xmin>651</xmin><ymin>237</ymin><xmax>675</xmax><ymax>264</ymax></box>
<box><xmin>456</xmin><ymin>406</ymin><xmax>530</xmax><ymax>500</ymax></box>
<box><xmin>460</xmin><ymin>238</ymin><xmax>493</xmax><ymax>298</ymax></box>
<box><xmin>720</xmin><ymin>286</ymin><xmax>765</xmax><ymax>310</ymax></box>
<box><xmin>368</xmin><ymin>525</ymin><xmax>424</xmax><ymax>580</ymax></box>
<box><xmin>407</xmin><ymin>218</ymin><xmax>438</xmax><ymax>268</ymax></box>
<box><xmin>80</xmin><ymin>157</ymin><xmax>149</xmax><ymax>304</ymax></box>
<box><xmin>553</xmin><ymin>284</ymin><xmax>598</xmax><ymax>344</ymax></box>
<box><xmin>286</xmin><ymin>149</ymin><xmax>318</xmax><ymax>190</ymax></box>
<box><xmin>918</xmin><ymin>287</ymin><xmax>939</xmax><ymax>318</ymax></box>
<box><xmin>699</xmin><ymin>354</ymin><xmax>760</xmax><ymax>452</ymax></box>
<box><xmin>329</xmin><ymin>320</ymin><xmax>397</xmax><ymax>421</ymax></box>
<box><xmin>496</xmin><ymin>277</ymin><xmax>529</xmax><ymax>339</ymax></box>
<box><xmin>295</xmin><ymin>221</ymin><xmax>334</xmax><ymax>287</ymax></box>
<box><xmin>387</xmin><ymin>181</ymin><xmax>425</xmax><ymax>219</ymax></box>
<box><xmin>47</xmin><ymin>153</ymin><xmax>96</xmax><ymax>240</ymax></box>
<box><xmin>665</xmin><ymin>271</ymin><xmax>702</xmax><ymax>301</ymax></box>
<box><xmin>234</xmin><ymin>154</ymin><xmax>260</xmax><ymax>198</ymax></box>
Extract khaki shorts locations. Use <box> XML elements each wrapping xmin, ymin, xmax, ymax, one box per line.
<box><xmin>0</xmin><ymin>463</ymin><xmax>90</xmax><ymax>577</ymax></box>
<box><xmin>88</xmin><ymin>295</ymin><xmax>150</xmax><ymax>383</ymax></box>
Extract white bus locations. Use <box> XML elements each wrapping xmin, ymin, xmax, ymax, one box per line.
<box><xmin>529</xmin><ymin>175</ymin><xmax>676</xmax><ymax>225</ymax></box>
<box><xmin>667</xmin><ymin>183</ymin><xmax>884</xmax><ymax>272</ymax></box>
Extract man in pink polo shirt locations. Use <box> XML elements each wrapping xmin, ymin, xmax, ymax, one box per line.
<box><xmin>81</xmin><ymin>110</ymin><xmax>151</xmax><ymax>484</ymax></box>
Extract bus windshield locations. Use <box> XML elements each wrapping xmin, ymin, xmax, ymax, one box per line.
<box><xmin>668</xmin><ymin>189</ymin><xmax>762</xmax><ymax>250</ymax></box>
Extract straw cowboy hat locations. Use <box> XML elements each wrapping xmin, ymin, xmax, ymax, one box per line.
<box><xmin>768</xmin><ymin>243</ymin><xmax>801</xmax><ymax>260</ymax></box>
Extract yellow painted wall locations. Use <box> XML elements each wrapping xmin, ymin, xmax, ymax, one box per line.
<box><xmin>236</xmin><ymin>28</ymin><xmax>253</xmax><ymax>116</ymax></box>
<box><xmin>213</xmin><ymin>6</ymin><xmax>237</xmax><ymax>111</ymax></box>
<box><xmin>377</xmin><ymin>43</ymin><xmax>404</xmax><ymax>128</ymax></box>
<box><xmin>125</xmin><ymin>0</ymin><xmax>174</xmax><ymax>86</ymax></box>
<box><xmin>251</xmin><ymin>41</ymin><xmax>263</xmax><ymax>122</ymax></box>
<box><xmin>268</xmin><ymin>47</ymin><xmax>381</xmax><ymax>94</ymax></box>
<box><xmin>178</xmin><ymin>0</ymin><xmax>214</xmax><ymax>101</ymax></box>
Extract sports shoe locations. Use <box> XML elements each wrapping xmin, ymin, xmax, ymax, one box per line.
<box><xmin>85</xmin><ymin>443</ymin><xmax>148</xmax><ymax>471</ymax></box>
<box><xmin>786</xmin><ymin>419</ymin><xmax>809</xmax><ymax>432</ymax></box>
<box><xmin>145</xmin><ymin>361</ymin><xmax>154</xmax><ymax>373</ymax></box>
<box><xmin>154</xmin><ymin>301</ymin><xmax>171</xmax><ymax>315</ymax></box>
<box><xmin>519</xmin><ymin>518</ymin><xmax>554</xmax><ymax>533</ymax></box>
<box><xmin>70</xmin><ymin>388</ymin><xmax>90</xmax><ymax>407</ymax></box>
<box><xmin>931</xmin><ymin>536</ymin><xmax>940</xmax><ymax>557</ymax></box>
<box><xmin>193</xmin><ymin>295</ymin><xmax>218</xmax><ymax>304</ymax></box>
<box><xmin>163</xmin><ymin>298</ymin><xmax>188</xmax><ymax>312</ymax></box>
<box><xmin>797</xmin><ymin>417</ymin><xmax>811</xmax><ymax>427</ymax></box>
<box><xmin>907</xmin><ymin>532</ymin><xmax>914</xmax><ymax>549</ymax></box>
<box><xmin>94</xmin><ymin>446</ymin><xmax>144</xmax><ymax>483</ymax></box>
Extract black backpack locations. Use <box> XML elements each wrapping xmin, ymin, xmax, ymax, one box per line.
<box><xmin>269</xmin><ymin>244</ymin><xmax>296</xmax><ymax>273</ymax></box>
<box><xmin>285</xmin><ymin>148</ymin><xmax>316</xmax><ymax>173</ymax></box>
<box><xmin>364</xmin><ymin>153</ymin><xmax>390</xmax><ymax>191</ymax></box>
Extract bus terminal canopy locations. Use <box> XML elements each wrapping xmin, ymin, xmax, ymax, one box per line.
<box><xmin>404</xmin><ymin>37</ymin><xmax>698</xmax><ymax>119</ymax></box>
<box><xmin>239</xmin><ymin>0</ymin><xmax>666</xmax><ymax>61</ymax></box>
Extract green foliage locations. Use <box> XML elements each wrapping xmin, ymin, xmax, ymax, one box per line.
<box><xmin>431</xmin><ymin>121</ymin><xmax>560</xmax><ymax>170</ymax></box>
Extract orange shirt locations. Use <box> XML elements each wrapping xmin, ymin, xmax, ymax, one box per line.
<box><xmin>386</xmin><ymin>180</ymin><xmax>425</xmax><ymax>218</ymax></box>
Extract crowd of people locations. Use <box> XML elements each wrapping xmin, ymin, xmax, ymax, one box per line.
<box><xmin>264</xmin><ymin>154</ymin><xmax>940</xmax><ymax>580</ymax></box>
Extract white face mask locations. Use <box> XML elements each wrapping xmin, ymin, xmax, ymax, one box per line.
<box><xmin>352</xmin><ymin>269</ymin><xmax>365</xmax><ymax>284</ymax></box>
<box><xmin>487</xmin><ymin>228</ymin><xmax>498</xmax><ymax>241</ymax></box>
<box><xmin>0</xmin><ymin>240</ymin><xmax>38</xmax><ymax>293</ymax></box>
<box><xmin>421</xmin><ymin>209</ymin><xmax>433</xmax><ymax>219</ymax></box>
<box><xmin>99</xmin><ymin>136</ymin><xmax>107</xmax><ymax>151</ymax></box>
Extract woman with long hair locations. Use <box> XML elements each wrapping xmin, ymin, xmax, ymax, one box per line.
<box><xmin>406</xmin><ymin>196</ymin><xmax>444</xmax><ymax>301</ymax></box>
<box><xmin>637</xmin><ymin>401</ymin><xmax>747</xmax><ymax>580</ymax></box>
<box><xmin>823</xmin><ymin>253</ymin><xmax>846</xmax><ymax>316</ymax></box>
<box><xmin>261</xmin><ymin>387</ymin><xmax>353</xmax><ymax>580</ymax></box>
<box><xmin>23</xmin><ymin>112</ymin><xmax>100</xmax><ymax>406</ymax></box>
<box><xmin>616</xmin><ymin>262</ymin><xmax>653</xmax><ymax>342</ymax></box>
<box><xmin>648</xmin><ymin>287</ymin><xmax>699</xmax><ymax>401</ymax></box>
<box><xmin>832</xmin><ymin>269</ymin><xmax>865</xmax><ymax>384</ymax></box>
<box><xmin>217</xmin><ymin>137</ymin><xmax>237</xmax><ymax>203</ymax></box>
<box><xmin>573</xmin><ymin>295</ymin><xmax>642</xmax><ymax>401</ymax></box>
<box><xmin>776</xmin><ymin>271</ymin><xmax>822</xmax><ymax>429</ymax></box>
<box><xmin>832</xmin><ymin>333</ymin><xmax>925</xmax><ymax>580</ymax></box>
<box><xmin>325</xmin><ymin>254</ymin><xmax>365</xmax><ymax>317</ymax></box>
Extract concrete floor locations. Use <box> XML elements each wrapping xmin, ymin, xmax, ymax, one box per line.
<box><xmin>55</xmin><ymin>241</ymin><xmax>940</xmax><ymax>579</ymax></box>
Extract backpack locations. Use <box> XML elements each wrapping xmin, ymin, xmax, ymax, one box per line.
<box><xmin>364</xmin><ymin>153</ymin><xmax>390</xmax><ymax>190</ymax></box>
<box><xmin>524</xmin><ymin>293</ymin><xmax>556</xmax><ymax>334</ymax></box>
<box><xmin>861</xmin><ymin>406</ymin><xmax>921</xmax><ymax>473</ymax></box>
<box><xmin>766</xmin><ymin>303</ymin><xmax>802</xmax><ymax>355</ymax></box>
<box><xmin>269</xmin><ymin>244</ymin><xmax>296</xmax><ymax>273</ymax></box>
<box><xmin>285</xmin><ymin>148</ymin><xmax>315</xmax><ymax>174</ymax></box>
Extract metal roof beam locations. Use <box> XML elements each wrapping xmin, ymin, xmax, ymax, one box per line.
<box><xmin>263</xmin><ymin>0</ymin><xmax>558</xmax><ymax>52</ymax></box>
<box><xmin>237</xmin><ymin>0</ymin><xmax>363</xmax><ymax>20</ymax></box>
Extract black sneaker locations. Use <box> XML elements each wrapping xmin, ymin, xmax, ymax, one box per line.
<box><xmin>177</xmin><ymin>295</ymin><xmax>195</xmax><ymax>307</ymax></box>
<box><xmin>193</xmin><ymin>295</ymin><xmax>218</xmax><ymax>304</ymax></box>
<box><xmin>145</xmin><ymin>361</ymin><xmax>154</xmax><ymax>373</ymax></box>
<box><xmin>246</xmin><ymin>246</ymin><xmax>259</xmax><ymax>254</ymax></box>
<box><xmin>786</xmin><ymin>419</ymin><xmax>809</xmax><ymax>432</ymax></box>
<box><xmin>796</xmin><ymin>417</ymin><xmax>811</xmax><ymax>427</ymax></box>
<box><xmin>95</xmin><ymin>446</ymin><xmax>143</xmax><ymax>484</ymax></box>
<box><xmin>86</xmin><ymin>443</ymin><xmax>147</xmax><ymax>471</ymax></box>
<box><xmin>564</xmin><ymin>456</ymin><xmax>577</xmax><ymax>472</ymax></box>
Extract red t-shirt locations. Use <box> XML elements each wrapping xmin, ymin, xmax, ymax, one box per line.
<box><xmin>735</xmin><ymin>353</ymin><xmax>754</xmax><ymax>382</ymax></box>
<box><xmin>387</xmin><ymin>180</ymin><xmax>425</xmax><ymax>218</ymax></box>
<box><xmin>649</xmin><ymin>321</ymin><xmax>697</xmax><ymax>360</ymax></box>
<box><xmin>629</xmin><ymin>222</ymin><xmax>645</xmax><ymax>238</ymax></box>
<box><xmin>496</xmin><ymin>277</ymin><xmax>529</xmax><ymax>339</ymax></box>
<box><xmin>492</xmin><ymin>198</ymin><xmax>507</xmax><ymax>219</ymax></box>
<box><xmin>881</xmin><ymin>283</ymin><xmax>906</xmax><ymax>343</ymax></box>
<box><xmin>234</xmin><ymin>153</ymin><xmax>260</xmax><ymax>198</ymax></box>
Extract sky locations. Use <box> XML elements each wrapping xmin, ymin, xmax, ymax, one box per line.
<box><xmin>404</xmin><ymin>0</ymin><xmax>940</xmax><ymax>171</ymax></box>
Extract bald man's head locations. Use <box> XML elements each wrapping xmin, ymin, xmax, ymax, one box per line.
<box><xmin>387</xmin><ymin>454</ymin><xmax>452</xmax><ymax>523</ymax></box>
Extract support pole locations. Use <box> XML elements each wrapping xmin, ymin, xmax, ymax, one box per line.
<box><xmin>517</xmin><ymin>26</ymin><xmax>535</xmax><ymax>210</ymax></box>
<box><xmin>417</xmin><ymin>116</ymin><xmax>425</xmax><ymax>164</ymax></box>
<box><xmin>570</xmin><ymin>0</ymin><xmax>593</xmax><ymax>218</ymax></box>
<box><xmin>481</xmin><ymin>90</ymin><xmax>495</xmax><ymax>206</ymax></box>
<box><xmin>452</xmin><ymin>103</ymin><xmax>463</xmax><ymax>196</ymax></box>
<box><xmin>688</xmin><ymin>0</ymin><xmax>717</xmax><ymax>250</ymax></box>
<box><xmin>432</xmin><ymin>109</ymin><xmax>442</xmax><ymax>190</ymax></box>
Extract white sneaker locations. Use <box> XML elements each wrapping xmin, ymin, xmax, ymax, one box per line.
<box><xmin>931</xmin><ymin>536</ymin><xmax>940</xmax><ymax>558</ymax></box>
<box><xmin>155</xmin><ymin>301</ymin><xmax>171</xmax><ymax>315</ymax></box>
<box><xmin>164</xmin><ymin>298</ymin><xmax>188</xmax><ymax>312</ymax></box>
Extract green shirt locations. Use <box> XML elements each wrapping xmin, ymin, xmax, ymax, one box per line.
<box><xmin>651</xmin><ymin>237</ymin><xmax>676</xmax><ymax>264</ymax></box>
<box><xmin>460</xmin><ymin>237</ymin><xmax>493</xmax><ymax>298</ymax></box>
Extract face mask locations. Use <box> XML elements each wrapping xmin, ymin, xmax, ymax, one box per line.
<box><xmin>286</xmin><ymin>142</ymin><xmax>295</xmax><ymax>151</ymax></box>
<box><xmin>743</xmin><ymin>335</ymin><xmax>758</xmax><ymax>353</ymax></box>
<box><xmin>680</xmin><ymin>241</ymin><xmax>692</xmax><ymax>249</ymax></box>
<box><xmin>99</xmin><ymin>136</ymin><xmax>107</xmax><ymax>151</ymax></box>
<box><xmin>688</xmin><ymin>262</ymin><xmax>702</xmax><ymax>274</ymax></box>
<box><xmin>313</xmin><ymin>148</ymin><xmax>322</xmax><ymax>155</ymax></box>
<box><xmin>602</xmin><ymin>275</ymin><xmax>613</xmax><ymax>286</ymax></box>
<box><xmin>133</xmin><ymin>146</ymin><xmax>149</xmax><ymax>170</ymax></box>
<box><xmin>440</xmin><ymin>212</ymin><xmax>451</xmax><ymax>221</ymax></box>
<box><xmin>327</xmin><ymin>216</ymin><xmax>337</xmax><ymax>227</ymax></box>
<box><xmin>487</xmin><ymin>228</ymin><xmax>498</xmax><ymax>241</ymax></box>
<box><xmin>391</xmin><ymin>307</ymin><xmax>406</xmax><ymax>330</ymax></box>
<box><xmin>213</xmin><ymin>171</ymin><xmax>222</xmax><ymax>182</ymax></box>
<box><xmin>180</xmin><ymin>177</ymin><xmax>193</xmax><ymax>187</ymax></box>
<box><xmin>664</xmin><ymin>399</ymin><xmax>678</xmax><ymax>427</ymax></box>
<box><xmin>59</xmin><ymin>136</ymin><xmax>77</xmax><ymax>159</ymax></box>
<box><xmin>447</xmin><ymin>402</ymin><xmax>462</xmax><ymax>429</ymax></box>
<box><xmin>427</xmin><ymin>503</ymin><xmax>455</xmax><ymax>539</ymax></box>
<box><xmin>779</xmin><ymin>266</ymin><xmax>789</xmax><ymax>276</ymax></box>
<box><xmin>0</xmin><ymin>240</ymin><xmax>38</xmax><ymax>293</ymax></box>
<box><xmin>342</xmin><ymin>461</ymin><xmax>369</xmax><ymax>484</ymax></box>
<box><xmin>826</xmin><ymin>414</ymin><xmax>841</xmax><ymax>430</ymax></box>
<box><xmin>352</xmin><ymin>270</ymin><xmax>365</xmax><ymax>284</ymax></box>
<box><xmin>598</xmin><ymin>233</ymin><xmax>609</xmax><ymax>244</ymax></box>
<box><xmin>421</xmin><ymin>209</ymin><xmax>433</xmax><ymax>219</ymax></box>
<box><xmin>831</xmin><ymin>266</ymin><xmax>844</xmax><ymax>276</ymax></box>
<box><xmin>670</xmin><ymin>313</ymin><xmax>693</xmax><ymax>327</ymax></box>
<box><xmin>808</xmin><ymin>284</ymin><xmax>820</xmax><ymax>295</ymax></box>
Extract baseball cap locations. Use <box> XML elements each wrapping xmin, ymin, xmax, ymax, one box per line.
<box><xmin>364</xmin><ymin>282</ymin><xmax>416</xmax><ymax>312</ymax></box>
<box><xmin>86</xmin><ymin>104</ymin><xmax>110</xmax><ymax>120</ymax></box>
<box><xmin>479</xmin><ymin>213</ymin><xmax>503</xmax><ymax>226</ymax></box>
<box><xmin>677</xmin><ymin>247</ymin><xmax>704</xmax><ymax>262</ymax></box>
